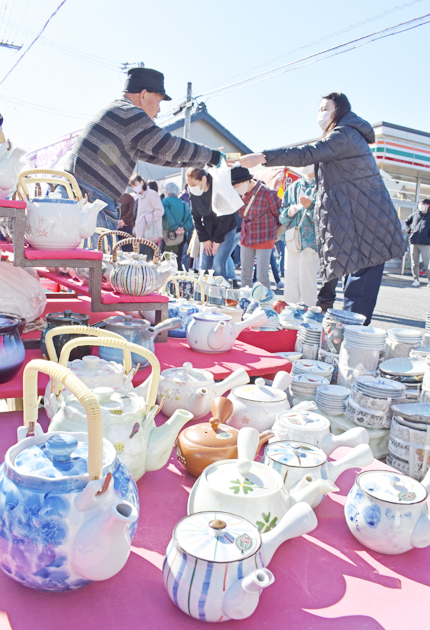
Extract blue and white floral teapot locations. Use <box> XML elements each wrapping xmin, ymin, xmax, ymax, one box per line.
<box><xmin>0</xmin><ymin>360</ymin><xmax>139</xmax><ymax>592</ymax></box>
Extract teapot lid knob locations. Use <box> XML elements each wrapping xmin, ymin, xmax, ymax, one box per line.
<box><xmin>124</xmin><ymin>315</ymin><xmax>133</xmax><ymax>323</ymax></box>
<box><xmin>255</xmin><ymin>378</ymin><xmax>266</xmax><ymax>389</ymax></box>
<box><xmin>209</xmin><ymin>519</ymin><xmax>226</xmax><ymax>530</ymax></box>
<box><xmin>183</xmin><ymin>362</ymin><xmax>193</xmax><ymax>373</ymax></box>
<box><xmin>46</xmin><ymin>434</ymin><xmax>78</xmax><ymax>462</ymax></box>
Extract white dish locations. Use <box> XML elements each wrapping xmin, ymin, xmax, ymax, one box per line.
<box><xmin>379</xmin><ymin>357</ymin><xmax>426</xmax><ymax>377</ymax></box>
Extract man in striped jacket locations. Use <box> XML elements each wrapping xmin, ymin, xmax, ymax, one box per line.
<box><xmin>65</xmin><ymin>67</ymin><xmax>223</xmax><ymax>241</ymax></box>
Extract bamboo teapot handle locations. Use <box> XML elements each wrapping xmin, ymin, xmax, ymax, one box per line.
<box><xmin>17</xmin><ymin>168</ymin><xmax>83</xmax><ymax>201</ymax></box>
<box><xmin>45</xmin><ymin>324</ymin><xmax>125</xmax><ymax>363</ymax></box>
<box><xmin>112</xmin><ymin>238</ymin><xmax>159</xmax><ymax>264</ymax></box>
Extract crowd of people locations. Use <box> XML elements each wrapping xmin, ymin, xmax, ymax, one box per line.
<box><xmin>64</xmin><ymin>65</ymin><xmax>429</xmax><ymax>326</ymax></box>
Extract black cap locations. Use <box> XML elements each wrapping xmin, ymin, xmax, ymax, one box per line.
<box><xmin>231</xmin><ymin>166</ymin><xmax>252</xmax><ymax>186</ymax></box>
<box><xmin>123</xmin><ymin>67</ymin><xmax>172</xmax><ymax>101</ymax></box>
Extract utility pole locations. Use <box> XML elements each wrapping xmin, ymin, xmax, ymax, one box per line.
<box><xmin>181</xmin><ymin>82</ymin><xmax>192</xmax><ymax>190</ymax></box>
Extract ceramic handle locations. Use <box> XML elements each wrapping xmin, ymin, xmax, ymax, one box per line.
<box><xmin>17</xmin><ymin>168</ymin><xmax>83</xmax><ymax>200</ymax></box>
<box><xmin>320</xmin><ymin>427</ymin><xmax>369</xmax><ymax>456</ymax></box>
<box><xmin>421</xmin><ymin>468</ymin><xmax>430</xmax><ymax>493</ymax></box>
<box><xmin>23</xmin><ymin>360</ymin><xmax>103</xmax><ymax>480</ymax></box>
<box><xmin>272</xmin><ymin>371</ymin><xmax>293</xmax><ymax>392</ymax></box>
<box><xmin>112</xmin><ymin>238</ymin><xmax>159</xmax><ymax>264</ymax></box>
<box><xmin>96</xmin><ymin>230</ymin><xmax>140</xmax><ymax>254</ymax></box>
<box><xmin>236</xmin><ymin>428</ymin><xmax>259</xmax><ymax>475</ymax></box>
<box><xmin>261</xmin><ymin>502</ymin><xmax>317</xmax><ymax>566</ymax></box>
<box><xmin>243</xmin><ymin>309</ymin><xmax>268</xmax><ymax>329</ymax></box>
<box><xmin>152</xmin><ymin>317</ymin><xmax>182</xmax><ymax>335</ymax></box>
<box><xmin>45</xmin><ymin>325</ymin><xmax>125</xmax><ymax>363</ymax></box>
<box><xmin>214</xmin><ymin>367</ymin><xmax>250</xmax><ymax>397</ymax></box>
<box><xmin>326</xmin><ymin>443</ymin><xmax>374</xmax><ymax>484</ymax></box>
<box><xmin>57</xmin><ymin>337</ymin><xmax>160</xmax><ymax>408</ymax></box>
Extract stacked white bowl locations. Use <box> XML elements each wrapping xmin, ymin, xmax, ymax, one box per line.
<box><xmin>387</xmin><ymin>328</ymin><xmax>422</xmax><ymax>345</ymax></box>
<box><xmin>343</xmin><ymin>325</ymin><xmax>387</xmax><ymax>351</ymax></box>
<box><xmin>316</xmin><ymin>384</ymin><xmax>351</xmax><ymax>416</ymax></box>
<box><xmin>346</xmin><ymin>374</ymin><xmax>407</xmax><ymax>429</ymax></box>
<box><xmin>294</xmin><ymin>322</ymin><xmax>322</xmax><ymax>360</ymax></box>
<box><xmin>338</xmin><ymin>325</ymin><xmax>387</xmax><ymax>388</ymax></box>
<box><xmin>379</xmin><ymin>356</ymin><xmax>426</xmax><ymax>401</ymax></box>
<box><xmin>291</xmin><ymin>359</ymin><xmax>334</xmax><ymax>380</ymax></box>
<box><xmin>290</xmin><ymin>374</ymin><xmax>330</xmax><ymax>399</ymax></box>
<box><xmin>388</xmin><ymin>402</ymin><xmax>430</xmax><ymax>479</ymax></box>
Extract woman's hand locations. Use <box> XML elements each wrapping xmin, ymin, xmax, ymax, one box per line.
<box><xmin>299</xmin><ymin>196</ymin><xmax>312</xmax><ymax>208</ymax></box>
<box><xmin>211</xmin><ymin>242</ymin><xmax>220</xmax><ymax>255</ymax></box>
<box><xmin>202</xmin><ymin>240</ymin><xmax>213</xmax><ymax>255</ymax></box>
<box><xmin>239</xmin><ymin>153</ymin><xmax>267</xmax><ymax>168</ymax></box>
<box><xmin>175</xmin><ymin>227</ymin><xmax>185</xmax><ymax>234</ymax></box>
<box><xmin>118</xmin><ymin>220</ymin><xmax>125</xmax><ymax>228</ymax></box>
<box><xmin>288</xmin><ymin>205</ymin><xmax>300</xmax><ymax>218</ymax></box>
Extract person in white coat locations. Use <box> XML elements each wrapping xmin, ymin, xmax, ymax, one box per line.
<box><xmin>280</xmin><ymin>166</ymin><xmax>319</xmax><ymax>306</ymax></box>
<box><xmin>130</xmin><ymin>174</ymin><xmax>164</xmax><ymax>259</ymax></box>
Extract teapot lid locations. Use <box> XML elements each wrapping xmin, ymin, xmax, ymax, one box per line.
<box><xmin>233</xmin><ymin>378</ymin><xmax>287</xmax><ymax>403</ymax></box>
<box><xmin>174</xmin><ymin>512</ymin><xmax>260</xmax><ymax>562</ymax></box>
<box><xmin>13</xmin><ymin>433</ymin><xmax>108</xmax><ymax>480</ymax></box>
<box><xmin>182</xmin><ymin>421</ymin><xmax>238</xmax><ymax>449</ymax></box>
<box><xmin>69</xmin><ymin>356</ymin><xmax>125</xmax><ymax>378</ymax></box>
<box><xmin>264</xmin><ymin>441</ymin><xmax>327</xmax><ymax>468</ymax></box>
<box><xmin>356</xmin><ymin>470</ymin><xmax>426</xmax><ymax>504</ymax></box>
<box><xmin>204</xmin><ymin>459</ymin><xmax>281</xmax><ymax>496</ymax></box>
<box><xmin>193</xmin><ymin>311</ymin><xmax>230</xmax><ymax>322</ymax></box>
<box><xmin>276</xmin><ymin>410</ymin><xmax>330</xmax><ymax>431</ymax></box>
<box><xmin>46</xmin><ymin>309</ymin><xmax>89</xmax><ymax>324</ymax></box>
<box><xmin>105</xmin><ymin>315</ymin><xmax>146</xmax><ymax>330</ymax></box>
<box><xmin>162</xmin><ymin>362</ymin><xmax>213</xmax><ymax>384</ymax></box>
<box><xmin>0</xmin><ymin>313</ymin><xmax>21</xmax><ymax>333</ymax></box>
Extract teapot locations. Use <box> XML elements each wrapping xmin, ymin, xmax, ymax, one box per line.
<box><xmin>0</xmin><ymin>313</ymin><xmax>25</xmax><ymax>384</ymax></box>
<box><xmin>40</xmin><ymin>309</ymin><xmax>92</xmax><ymax>361</ymax></box>
<box><xmin>263</xmin><ymin>441</ymin><xmax>374</xmax><ymax>508</ymax></box>
<box><xmin>43</xmin><ymin>324</ymin><xmax>132</xmax><ymax>419</ymax></box>
<box><xmin>99</xmin><ymin>314</ymin><xmax>182</xmax><ymax>368</ymax></box>
<box><xmin>271</xmin><ymin>409</ymin><xmax>369</xmax><ymax>455</ymax></box>
<box><xmin>49</xmin><ymin>336</ymin><xmax>193</xmax><ymax>481</ymax></box>
<box><xmin>345</xmin><ymin>468</ymin><xmax>430</xmax><ymax>554</ymax></box>
<box><xmin>186</xmin><ymin>308</ymin><xmax>268</xmax><ymax>353</ymax></box>
<box><xmin>0</xmin><ymin>141</ymin><xmax>26</xmax><ymax>197</ymax></box>
<box><xmin>155</xmin><ymin>361</ymin><xmax>250</xmax><ymax>419</ymax></box>
<box><xmin>164</xmin><ymin>502</ymin><xmax>316</xmax><ymax>622</ymax></box>
<box><xmin>227</xmin><ymin>372</ymin><xmax>293</xmax><ymax>432</ymax></box>
<box><xmin>109</xmin><ymin>238</ymin><xmax>176</xmax><ymax>296</ymax></box>
<box><xmin>0</xmin><ymin>359</ymin><xmax>139</xmax><ymax>591</ymax></box>
<box><xmin>188</xmin><ymin>427</ymin><xmax>338</xmax><ymax>530</ymax></box>
<box><xmin>17</xmin><ymin>169</ymin><xmax>106</xmax><ymax>250</ymax></box>
<box><xmin>175</xmin><ymin>397</ymin><xmax>274</xmax><ymax>477</ymax></box>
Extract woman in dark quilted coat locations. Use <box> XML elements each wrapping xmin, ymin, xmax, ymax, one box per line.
<box><xmin>239</xmin><ymin>92</ymin><xmax>405</xmax><ymax>325</ymax></box>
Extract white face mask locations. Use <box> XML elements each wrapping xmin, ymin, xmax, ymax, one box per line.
<box><xmin>419</xmin><ymin>203</ymin><xmax>428</xmax><ymax>213</ymax></box>
<box><xmin>318</xmin><ymin>110</ymin><xmax>333</xmax><ymax>131</ymax></box>
<box><xmin>235</xmin><ymin>182</ymin><xmax>249</xmax><ymax>196</ymax></box>
<box><xmin>133</xmin><ymin>184</ymin><xmax>143</xmax><ymax>193</ymax></box>
<box><xmin>189</xmin><ymin>183</ymin><xmax>204</xmax><ymax>197</ymax></box>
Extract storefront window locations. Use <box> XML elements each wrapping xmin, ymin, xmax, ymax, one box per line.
<box><xmin>419</xmin><ymin>179</ymin><xmax>430</xmax><ymax>201</ymax></box>
<box><xmin>384</xmin><ymin>176</ymin><xmax>417</xmax><ymax>203</ymax></box>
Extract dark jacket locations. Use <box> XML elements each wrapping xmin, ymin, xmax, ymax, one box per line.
<box><xmin>190</xmin><ymin>184</ymin><xmax>236</xmax><ymax>244</ymax></box>
<box><xmin>405</xmin><ymin>210</ymin><xmax>430</xmax><ymax>245</ymax></box>
<box><xmin>118</xmin><ymin>193</ymin><xmax>135</xmax><ymax>227</ymax></box>
<box><xmin>263</xmin><ymin>111</ymin><xmax>406</xmax><ymax>282</ymax></box>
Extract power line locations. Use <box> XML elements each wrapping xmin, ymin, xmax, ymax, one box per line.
<box><xmin>195</xmin><ymin>12</ymin><xmax>430</xmax><ymax>100</ymax></box>
<box><xmin>1</xmin><ymin>93</ymin><xmax>91</xmax><ymax>119</ymax></box>
<box><xmin>0</xmin><ymin>0</ymin><xmax>68</xmax><ymax>86</ymax></box>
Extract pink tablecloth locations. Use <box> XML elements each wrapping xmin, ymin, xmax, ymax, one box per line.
<box><xmin>0</xmin><ymin>410</ymin><xmax>428</xmax><ymax>630</ymax></box>
<box><xmin>0</xmin><ymin>243</ymin><xmax>103</xmax><ymax>260</ymax></box>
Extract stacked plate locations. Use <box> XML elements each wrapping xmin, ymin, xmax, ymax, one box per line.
<box><xmin>426</xmin><ymin>312</ymin><xmax>430</xmax><ymax>334</ymax></box>
<box><xmin>387</xmin><ymin>328</ymin><xmax>422</xmax><ymax>346</ymax></box>
<box><xmin>388</xmin><ymin>402</ymin><xmax>430</xmax><ymax>479</ymax></box>
<box><xmin>343</xmin><ymin>325</ymin><xmax>387</xmax><ymax>351</ymax></box>
<box><xmin>290</xmin><ymin>374</ymin><xmax>330</xmax><ymax>399</ymax></box>
<box><xmin>379</xmin><ymin>356</ymin><xmax>426</xmax><ymax>401</ymax></box>
<box><xmin>353</xmin><ymin>375</ymin><xmax>406</xmax><ymax>400</ymax></box>
<box><xmin>295</xmin><ymin>322</ymin><xmax>322</xmax><ymax>360</ymax></box>
<box><xmin>292</xmin><ymin>360</ymin><xmax>334</xmax><ymax>380</ymax></box>
<box><xmin>316</xmin><ymin>384</ymin><xmax>351</xmax><ymax>416</ymax></box>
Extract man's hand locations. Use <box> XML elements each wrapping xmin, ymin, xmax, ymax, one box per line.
<box><xmin>211</xmin><ymin>241</ymin><xmax>220</xmax><ymax>255</ymax></box>
<box><xmin>202</xmin><ymin>240</ymin><xmax>213</xmax><ymax>255</ymax></box>
<box><xmin>118</xmin><ymin>220</ymin><xmax>125</xmax><ymax>228</ymax></box>
<box><xmin>239</xmin><ymin>153</ymin><xmax>267</xmax><ymax>168</ymax></box>
<box><xmin>299</xmin><ymin>196</ymin><xmax>312</xmax><ymax>208</ymax></box>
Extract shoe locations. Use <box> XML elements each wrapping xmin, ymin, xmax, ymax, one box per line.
<box><xmin>411</xmin><ymin>279</ymin><xmax>420</xmax><ymax>287</ymax></box>
<box><xmin>276</xmin><ymin>281</ymin><xmax>284</xmax><ymax>290</ymax></box>
<box><xmin>232</xmin><ymin>279</ymin><xmax>240</xmax><ymax>289</ymax></box>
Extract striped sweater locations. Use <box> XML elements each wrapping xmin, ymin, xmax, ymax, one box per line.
<box><xmin>65</xmin><ymin>97</ymin><xmax>213</xmax><ymax>202</ymax></box>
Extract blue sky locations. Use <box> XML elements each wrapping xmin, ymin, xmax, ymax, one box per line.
<box><xmin>0</xmin><ymin>0</ymin><xmax>429</xmax><ymax>153</ymax></box>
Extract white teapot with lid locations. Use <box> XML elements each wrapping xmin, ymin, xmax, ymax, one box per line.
<box><xmin>227</xmin><ymin>372</ymin><xmax>293</xmax><ymax>432</ymax></box>
<box><xmin>345</xmin><ymin>468</ymin><xmax>430</xmax><ymax>554</ymax></box>
<box><xmin>188</xmin><ymin>427</ymin><xmax>337</xmax><ymax>531</ymax></box>
<box><xmin>164</xmin><ymin>503</ymin><xmax>316</xmax><ymax>622</ymax></box>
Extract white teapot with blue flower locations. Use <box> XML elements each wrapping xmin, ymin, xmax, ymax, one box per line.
<box><xmin>0</xmin><ymin>360</ymin><xmax>139</xmax><ymax>592</ymax></box>
<box><xmin>344</xmin><ymin>468</ymin><xmax>430</xmax><ymax>554</ymax></box>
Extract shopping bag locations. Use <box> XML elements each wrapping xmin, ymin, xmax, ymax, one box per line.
<box><xmin>209</xmin><ymin>159</ymin><xmax>244</xmax><ymax>216</ymax></box>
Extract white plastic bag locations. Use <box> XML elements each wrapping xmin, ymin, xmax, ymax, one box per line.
<box><xmin>0</xmin><ymin>262</ymin><xmax>46</xmax><ymax>321</ymax></box>
<box><xmin>209</xmin><ymin>159</ymin><xmax>244</xmax><ymax>216</ymax></box>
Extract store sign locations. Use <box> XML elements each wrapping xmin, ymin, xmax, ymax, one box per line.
<box><xmin>371</xmin><ymin>139</ymin><xmax>430</xmax><ymax>171</ymax></box>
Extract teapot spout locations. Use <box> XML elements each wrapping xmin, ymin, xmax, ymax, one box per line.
<box><xmin>222</xmin><ymin>569</ymin><xmax>274</xmax><ymax>620</ymax></box>
<box><xmin>72</xmin><ymin>480</ymin><xmax>138</xmax><ymax>582</ymax></box>
<box><xmin>146</xmin><ymin>409</ymin><xmax>193</xmax><ymax>471</ymax></box>
<box><xmin>207</xmin><ymin>320</ymin><xmax>227</xmax><ymax>351</ymax></box>
<box><xmin>78</xmin><ymin>199</ymin><xmax>107</xmax><ymax>238</ymax></box>
<box><xmin>187</xmin><ymin>387</ymin><xmax>211</xmax><ymax>419</ymax></box>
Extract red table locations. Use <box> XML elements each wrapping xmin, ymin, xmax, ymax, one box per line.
<box><xmin>0</xmin><ymin>409</ymin><xmax>428</xmax><ymax>630</ymax></box>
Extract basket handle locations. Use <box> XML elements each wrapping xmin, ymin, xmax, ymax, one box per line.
<box><xmin>17</xmin><ymin>168</ymin><xmax>83</xmax><ymax>201</ymax></box>
<box><xmin>57</xmin><ymin>336</ymin><xmax>160</xmax><ymax>409</ymax></box>
<box><xmin>112</xmin><ymin>238</ymin><xmax>159</xmax><ymax>264</ymax></box>
<box><xmin>162</xmin><ymin>275</ymin><xmax>205</xmax><ymax>303</ymax></box>
<box><xmin>97</xmin><ymin>230</ymin><xmax>139</xmax><ymax>253</ymax></box>
<box><xmin>45</xmin><ymin>325</ymin><xmax>125</xmax><ymax>363</ymax></box>
<box><xmin>24</xmin><ymin>359</ymin><xmax>104</xmax><ymax>480</ymax></box>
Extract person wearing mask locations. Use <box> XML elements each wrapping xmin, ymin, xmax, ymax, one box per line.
<box><xmin>131</xmin><ymin>174</ymin><xmax>164</xmax><ymax>259</ymax></box>
<box><xmin>146</xmin><ymin>180</ymin><xmax>159</xmax><ymax>193</ymax></box>
<box><xmin>405</xmin><ymin>198</ymin><xmax>430</xmax><ymax>287</ymax></box>
<box><xmin>65</xmin><ymin>67</ymin><xmax>224</xmax><ymax>247</ymax></box>
<box><xmin>186</xmin><ymin>168</ymin><xmax>237</xmax><ymax>278</ymax></box>
<box><xmin>161</xmin><ymin>182</ymin><xmax>193</xmax><ymax>270</ymax></box>
<box><xmin>280</xmin><ymin>166</ymin><xmax>318</xmax><ymax>305</ymax></box>
<box><xmin>239</xmin><ymin>92</ymin><xmax>405</xmax><ymax>325</ymax></box>
<box><xmin>231</xmin><ymin>166</ymin><xmax>281</xmax><ymax>289</ymax></box>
